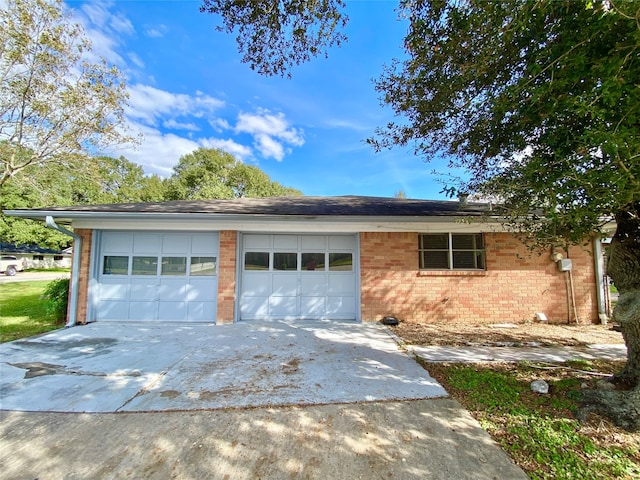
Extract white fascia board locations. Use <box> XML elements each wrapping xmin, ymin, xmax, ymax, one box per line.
<box><xmin>4</xmin><ymin>209</ymin><xmax>508</xmax><ymax>233</ymax></box>
<box><xmin>68</xmin><ymin>214</ymin><xmax>507</xmax><ymax>233</ymax></box>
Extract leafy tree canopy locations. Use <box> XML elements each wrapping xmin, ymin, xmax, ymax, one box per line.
<box><xmin>0</xmin><ymin>0</ymin><xmax>137</xmax><ymax>188</ymax></box>
<box><xmin>200</xmin><ymin>0</ymin><xmax>348</xmax><ymax>77</ymax></box>
<box><xmin>371</xmin><ymin>0</ymin><xmax>640</xmax><ymax>249</ymax></box>
<box><xmin>165</xmin><ymin>147</ymin><xmax>302</xmax><ymax>200</ymax></box>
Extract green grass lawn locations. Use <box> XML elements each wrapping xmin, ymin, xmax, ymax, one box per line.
<box><xmin>0</xmin><ymin>281</ymin><xmax>65</xmax><ymax>342</ymax></box>
<box><xmin>426</xmin><ymin>361</ymin><xmax>639</xmax><ymax>480</ymax></box>
<box><xmin>25</xmin><ymin>268</ymin><xmax>71</xmax><ymax>273</ymax></box>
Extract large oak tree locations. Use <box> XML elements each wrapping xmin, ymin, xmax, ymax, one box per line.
<box><xmin>371</xmin><ymin>0</ymin><xmax>640</xmax><ymax>431</ymax></box>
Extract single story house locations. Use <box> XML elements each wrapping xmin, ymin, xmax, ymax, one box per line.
<box><xmin>4</xmin><ymin>196</ymin><xmax>610</xmax><ymax>327</ymax></box>
<box><xmin>0</xmin><ymin>243</ymin><xmax>72</xmax><ymax>270</ymax></box>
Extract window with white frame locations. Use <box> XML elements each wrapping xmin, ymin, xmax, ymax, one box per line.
<box><xmin>419</xmin><ymin>233</ymin><xmax>485</xmax><ymax>270</ymax></box>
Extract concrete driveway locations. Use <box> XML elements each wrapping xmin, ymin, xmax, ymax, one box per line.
<box><xmin>0</xmin><ymin>321</ymin><xmax>530</xmax><ymax>479</ymax></box>
<box><xmin>0</xmin><ymin>321</ymin><xmax>447</xmax><ymax>413</ymax></box>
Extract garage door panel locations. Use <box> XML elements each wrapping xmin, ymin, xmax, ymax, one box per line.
<box><xmin>327</xmin><ymin>296</ymin><xmax>355</xmax><ymax>318</ymax></box>
<box><xmin>96</xmin><ymin>300</ymin><xmax>129</xmax><ymax>320</ymax></box>
<box><xmin>327</xmin><ymin>275</ymin><xmax>355</xmax><ymax>295</ymax></box>
<box><xmin>239</xmin><ymin>297</ymin><xmax>269</xmax><ymax>317</ymax></box>
<box><xmin>159</xmin><ymin>301</ymin><xmax>186</xmax><ymax>320</ymax></box>
<box><xmin>128</xmin><ymin>301</ymin><xmax>158</xmax><ymax>320</ymax></box>
<box><xmin>329</xmin><ymin>235</ymin><xmax>356</xmax><ymax>249</ymax></box>
<box><xmin>244</xmin><ymin>234</ymin><xmax>270</xmax><ymax>249</ymax></box>
<box><xmin>97</xmin><ymin>281</ymin><xmax>129</xmax><ymax>300</ymax></box>
<box><xmin>272</xmin><ymin>274</ymin><xmax>298</xmax><ymax>296</ymax></box>
<box><xmin>300</xmin><ymin>297</ymin><xmax>325</xmax><ymax>317</ymax></box>
<box><xmin>270</xmin><ymin>296</ymin><xmax>298</xmax><ymax>316</ymax></box>
<box><xmin>188</xmin><ymin>302</ymin><xmax>216</xmax><ymax>321</ymax></box>
<box><xmin>102</xmin><ymin>232</ymin><xmax>133</xmax><ymax>253</ymax></box>
<box><xmin>134</xmin><ymin>234</ymin><xmax>161</xmax><ymax>253</ymax></box>
<box><xmin>159</xmin><ymin>280</ymin><xmax>187</xmax><ymax>301</ymax></box>
<box><xmin>301</xmin><ymin>235</ymin><xmax>326</xmax><ymax>249</ymax></box>
<box><xmin>162</xmin><ymin>234</ymin><xmax>190</xmax><ymax>254</ymax></box>
<box><xmin>300</xmin><ymin>275</ymin><xmax>326</xmax><ymax>295</ymax></box>
<box><xmin>273</xmin><ymin>235</ymin><xmax>298</xmax><ymax>249</ymax></box>
<box><xmin>241</xmin><ymin>275</ymin><xmax>270</xmax><ymax>296</ymax></box>
<box><xmin>191</xmin><ymin>234</ymin><xmax>217</xmax><ymax>254</ymax></box>
<box><xmin>186</xmin><ymin>279</ymin><xmax>217</xmax><ymax>301</ymax></box>
<box><xmin>130</xmin><ymin>279</ymin><xmax>159</xmax><ymax>300</ymax></box>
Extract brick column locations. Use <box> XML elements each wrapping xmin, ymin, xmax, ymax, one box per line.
<box><xmin>217</xmin><ymin>230</ymin><xmax>237</xmax><ymax>324</ymax></box>
<box><xmin>69</xmin><ymin>228</ymin><xmax>92</xmax><ymax>325</ymax></box>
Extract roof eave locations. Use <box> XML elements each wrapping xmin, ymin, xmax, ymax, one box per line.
<box><xmin>3</xmin><ymin>209</ymin><xmax>503</xmax><ymax>225</ymax></box>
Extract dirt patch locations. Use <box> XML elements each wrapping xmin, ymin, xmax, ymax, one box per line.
<box><xmin>390</xmin><ymin>321</ymin><xmax>624</xmax><ymax>347</ymax></box>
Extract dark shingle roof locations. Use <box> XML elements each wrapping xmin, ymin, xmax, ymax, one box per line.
<box><xmin>14</xmin><ymin>195</ymin><xmax>493</xmax><ymax>217</ymax></box>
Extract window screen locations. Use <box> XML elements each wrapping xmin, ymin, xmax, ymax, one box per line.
<box><xmin>419</xmin><ymin>234</ymin><xmax>485</xmax><ymax>270</ymax></box>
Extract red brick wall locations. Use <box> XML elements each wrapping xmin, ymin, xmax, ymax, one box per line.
<box><xmin>360</xmin><ymin>232</ymin><xmax>598</xmax><ymax>325</ymax></box>
<box><xmin>71</xmin><ymin>228</ymin><xmax>92</xmax><ymax>325</ymax></box>
<box><xmin>217</xmin><ymin>230</ymin><xmax>237</xmax><ymax>324</ymax></box>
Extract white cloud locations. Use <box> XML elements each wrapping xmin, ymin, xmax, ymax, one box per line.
<box><xmin>210</xmin><ymin>118</ymin><xmax>231</xmax><ymax>132</ymax></box>
<box><xmin>125</xmin><ymin>84</ymin><xmax>225</xmax><ymax>127</ymax></box>
<box><xmin>78</xmin><ymin>1</ymin><xmax>112</xmax><ymax>29</ymax></box>
<box><xmin>200</xmin><ymin>138</ymin><xmax>253</xmax><ymax>161</ymax></box>
<box><xmin>114</xmin><ymin>123</ymin><xmax>200</xmax><ymax>176</ymax></box>
<box><xmin>109</xmin><ymin>12</ymin><xmax>134</xmax><ymax>36</ymax></box>
<box><xmin>253</xmin><ymin>133</ymin><xmax>285</xmax><ymax>160</ymax></box>
<box><xmin>114</xmin><ymin>122</ymin><xmax>254</xmax><ymax>176</ymax></box>
<box><xmin>145</xmin><ymin>24</ymin><xmax>168</xmax><ymax>38</ymax></box>
<box><xmin>127</xmin><ymin>52</ymin><xmax>145</xmax><ymax>68</ymax></box>
<box><xmin>163</xmin><ymin>119</ymin><xmax>199</xmax><ymax>131</ymax></box>
<box><xmin>235</xmin><ymin>109</ymin><xmax>304</xmax><ymax>161</ymax></box>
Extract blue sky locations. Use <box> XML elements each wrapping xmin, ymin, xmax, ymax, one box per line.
<box><xmin>67</xmin><ymin>0</ymin><xmax>453</xmax><ymax>199</ymax></box>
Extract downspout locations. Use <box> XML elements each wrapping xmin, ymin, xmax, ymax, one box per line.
<box><xmin>593</xmin><ymin>236</ymin><xmax>608</xmax><ymax>324</ymax></box>
<box><xmin>45</xmin><ymin>216</ymin><xmax>81</xmax><ymax>328</ymax></box>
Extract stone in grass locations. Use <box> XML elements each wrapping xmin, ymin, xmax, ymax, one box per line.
<box><xmin>531</xmin><ymin>380</ymin><xmax>549</xmax><ymax>394</ymax></box>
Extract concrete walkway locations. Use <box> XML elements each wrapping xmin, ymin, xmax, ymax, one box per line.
<box><xmin>411</xmin><ymin>343</ymin><xmax>627</xmax><ymax>363</ymax></box>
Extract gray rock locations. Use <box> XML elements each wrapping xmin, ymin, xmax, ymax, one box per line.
<box><xmin>595</xmin><ymin>379</ymin><xmax>617</xmax><ymax>391</ymax></box>
<box><xmin>531</xmin><ymin>380</ymin><xmax>549</xmax><ymax>394</ymax></box>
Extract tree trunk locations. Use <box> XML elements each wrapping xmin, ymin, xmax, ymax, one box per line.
<box><xmin>577</xmin><ymin>204</ymin><xmax>640</xmax><ymax>432</ymax></box>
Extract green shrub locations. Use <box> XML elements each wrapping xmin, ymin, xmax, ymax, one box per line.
<box><xmin>43</xmin><ymin>278</ymin><xmax>70</xmax><ymax>322</ymax></box>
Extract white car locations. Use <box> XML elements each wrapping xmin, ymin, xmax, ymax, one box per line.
<box><xmin>0</xmin><ymin>256</ymin><xmax>25</xmax><ymax>276</ymax></box>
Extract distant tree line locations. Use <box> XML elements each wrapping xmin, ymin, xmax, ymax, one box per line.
<box><xmin>0</xmin><ymin>147</ymin><xmax>302</xmax><ymax>249</ymax></box>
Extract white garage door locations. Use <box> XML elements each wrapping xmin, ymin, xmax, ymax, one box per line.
<box><xmin>240</xmin><ymin>234</ymin><xmax>357</xmax><ymax>321</ymax></box>
<box><xmin>95</xmin><ymin>231</ymin><xmax>219</xmax><ymax>322</ymax></box>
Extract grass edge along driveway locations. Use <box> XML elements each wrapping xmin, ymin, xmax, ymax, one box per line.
<box><xmin>0</xmin><ymin>280</ymin><xmax>64</xmax><ymax>343</ymax></box>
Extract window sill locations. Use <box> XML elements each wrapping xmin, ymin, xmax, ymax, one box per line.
<box><xmin>417</xmin><ymin>270</ymin><xmax>488</xmax><ymax>277</ymax></box>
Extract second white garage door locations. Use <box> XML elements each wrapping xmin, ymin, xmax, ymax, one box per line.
<box><xmin>239</xmin><ymin>234</ymin><xmax>357</xmax><ymax>320</ymax></box>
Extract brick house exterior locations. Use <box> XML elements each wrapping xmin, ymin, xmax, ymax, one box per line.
<box><xmin>5</xmin><ymin>196</ymin><xmax>607</xmax><ymax>327</ymax></box>
<box><xmin>360</xmin><ymin>231</ymin><xmax>598</xmax><ymax>325</ymax></box>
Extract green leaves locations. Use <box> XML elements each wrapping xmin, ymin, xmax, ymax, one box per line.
<box><xmin>165</xmin><ymin>147</ymin><xmax>302</xmax><ymax>200</ymax></box>
<box><xmin>0</xmin><ymin>0</ymin><xmax>137</xmax><ymax>188</ymax></box>
<box><xmin>373</xmin><ymin>0</ymin><xmax>640</xmax><ymax>250</ymax></box>
<box><xmin>200</xmin><ymin>0</ymin><xmax>348</xmax><ymax>77</ymax></box>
